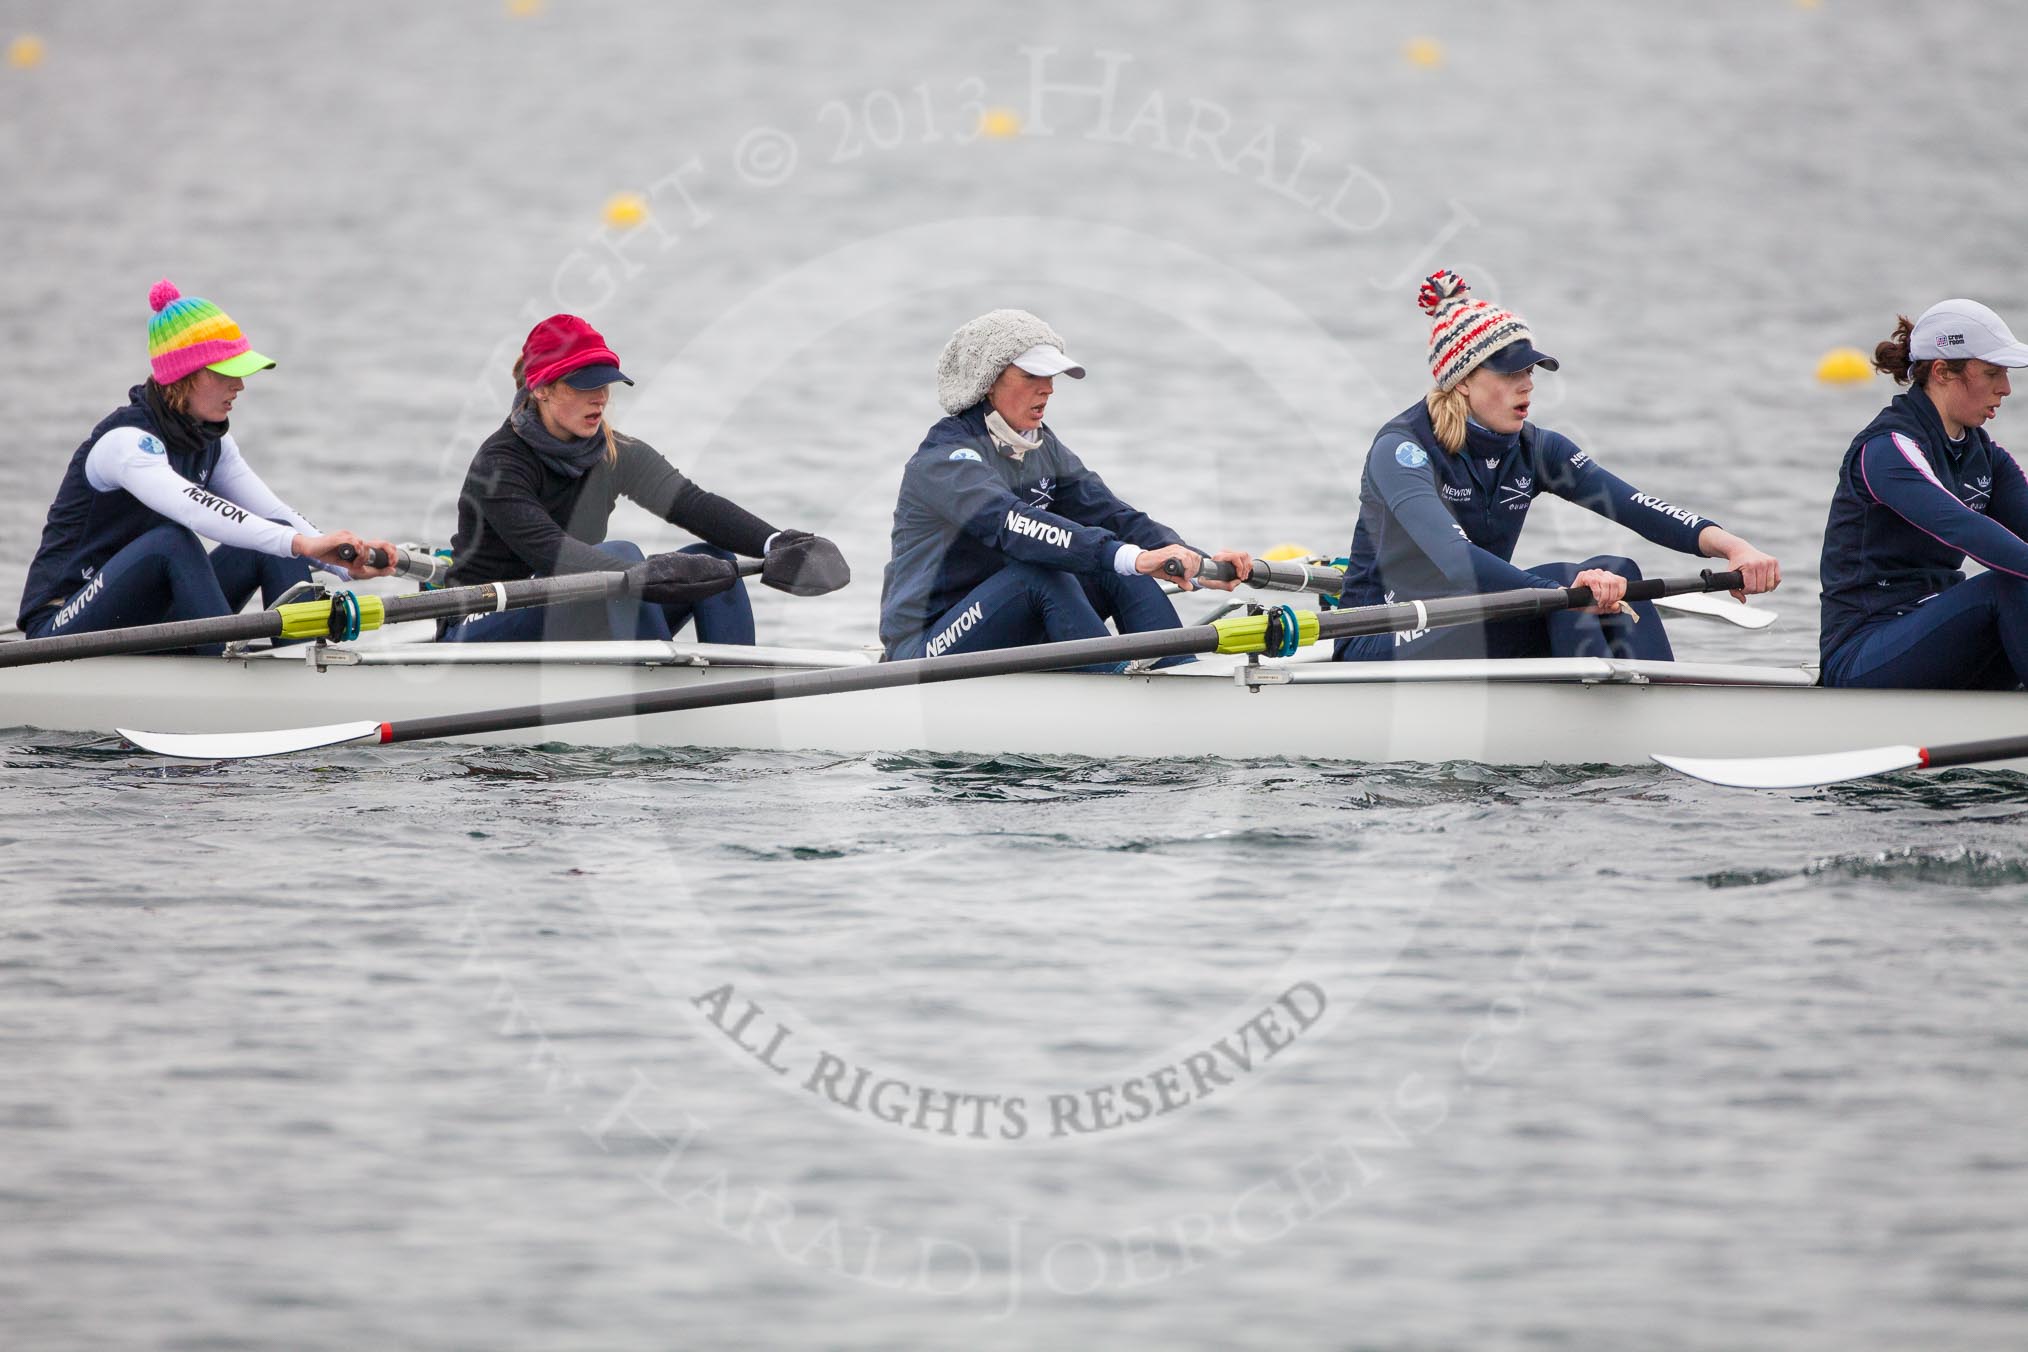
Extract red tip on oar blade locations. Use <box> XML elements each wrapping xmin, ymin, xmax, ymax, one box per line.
<box><xmin>1652</xmin><ymin>744</ymin><xmax>1926</xmax><ymax>790</ymax></box>
<box><xmin>117</xmin><ymin>720</ymin><xmax>385</xmax><ymax>761</ymax></box>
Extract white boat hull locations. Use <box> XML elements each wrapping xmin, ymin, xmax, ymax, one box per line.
<box><xmin>2</xmin><ymin>640</ymin><xmax>2023</xmax><ymax>771</ymax></box>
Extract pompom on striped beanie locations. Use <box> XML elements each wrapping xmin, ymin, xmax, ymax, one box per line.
<box><xmin>1420</xmin><ymin>270</ymin><xmax>1552</xmax><ymax>391</ymax></box>
<box><xmin>147</xmin><ymin>279</ymin><xmax>275</xmax><ymax>385</ymax></box>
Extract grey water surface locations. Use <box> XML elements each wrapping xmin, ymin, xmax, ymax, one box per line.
<box><xmin>3</xmin><ymin>2</ymin><xmax>2027</xmax><ymax>1349</ymax></box>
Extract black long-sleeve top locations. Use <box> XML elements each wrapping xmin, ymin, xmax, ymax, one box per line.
<box><xmin>448</xmin><ymin>419</ymin><xmax>776</xmax><ymax>587</ymax></box>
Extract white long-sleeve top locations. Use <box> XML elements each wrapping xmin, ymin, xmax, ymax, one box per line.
<box><xmin>84</xmin><ymin>426</ymin><xmax>319</xmax><ymax>558</ymax></box>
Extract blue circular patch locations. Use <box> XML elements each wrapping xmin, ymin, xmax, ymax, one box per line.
<box><xmin>1394</xmin><ymin>440</ymin><xmax>1428</xmax><ymax>468</ymax></box>
<box><xmin>948</xmin><ymin>447</ymin><xmax>983</xmax><ymax>464</ymax></box>
<box><xmin>137</xmin><ymin>434</ymin><xmax>165</xmax><ymax>456</ymax></box>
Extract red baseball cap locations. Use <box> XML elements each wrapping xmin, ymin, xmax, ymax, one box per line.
<box><xmin>520</xmin><ymin>314</ymin><xmax>635</xmax><ymax>390</ymax></box>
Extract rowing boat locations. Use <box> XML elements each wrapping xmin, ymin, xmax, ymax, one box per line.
<box><xmin>4</xmin><ymin>631</ymin><xmax>2022</xmax><ymax>770</ymax></box>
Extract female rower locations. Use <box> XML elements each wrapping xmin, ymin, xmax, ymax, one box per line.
<box><xmin>17</xmin><ymin>280</ymin><xmax>397</xmax><ymax>645</ymax></box>
<box><xmin>878</xmin><ymin>308</ymin><xmax>1252</xmax><ymax>663</ymax></box>
<box><xmin>1818</xmin><ymin>299</ymin><xmax>2028</xmax><ymax>689</ymax></box>
<box><xmin>1333</xmin><ymin>272</ymin><xmax>1780</xmax><ymax>662</ymax></box>
<box><xmin>443</xmin><ymin>314</ymin><xmax>848</xmax><ymax>643</ymax></box>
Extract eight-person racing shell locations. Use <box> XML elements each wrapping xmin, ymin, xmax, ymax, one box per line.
<box><xmin>878</xmin><ymin>403</ymin><xmax>1199</xmax><ymax>658</ymax></box>
<box><xmin>1338</xmin><ymin>399</ymin><xmax>1714</xmax><ymax>614</ymax></box>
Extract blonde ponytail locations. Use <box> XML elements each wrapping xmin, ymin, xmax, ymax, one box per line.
<box><xmin>1424</xmin><ymin>386</ymin><xmax>1468</xmax><ymax>454</ymax></box>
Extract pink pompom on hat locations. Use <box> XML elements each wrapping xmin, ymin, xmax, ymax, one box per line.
<box><xmin>1419</xmin><ymin>270</ymin><xmax>1558</xmax><ymax>391</ymax></box>
<box><xmin>147</xmin><ymin>279</ymin><xmax>275</xmax><ymax>385</ymax></box>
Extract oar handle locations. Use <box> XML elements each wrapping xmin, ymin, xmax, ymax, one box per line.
<box><xmin>332</xmin><ymin>544</ymin><xmax>451</xmax><ymax>586</ymax></box>
<box><xmin>1316</xmin><ymin>570</ymin><xmax>1743</xmax><ymax>643</ymax></box>
<box><xmin>1162</xmin><ymin>556</ymin><xmax>1346</xmax><ymax>595</ymax></box>
<box><xmin>1597</xmin><ymin>570</ymin><xmax>1742</xmax><ymax>606</ymax></box>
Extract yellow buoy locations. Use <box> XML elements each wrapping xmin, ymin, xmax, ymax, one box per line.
<box><xmin>1403</xmin><ymin>37</ymin><xmax>1444</xmax><ymax>69</ymax></box>
<box><xmin>8</xmin><ymin>35</ymin><xmax>46</xmax><ymax>69</ymax></box>
<box><xmin>1261</xmin><ymin>543</ymin><xmax>1316</xmax><ymax>563</ymax></box>
<box><xmin>602</xmin><ymin>192</ymin><xmax>648</xmax><ymax>230</ymax></box>
<box><xmin>978</xmin><ymin>108</ymin><xmax>1022</xmax><ymax>139</ymax></box>
<box><xmin>1816</xmin><ymin>347</ymin><xmax>1873</xmax><ymax>384</ymax></box>
<box><xmin>505</xmin><ymin>0</ymin><xmax>544</xmax><ymax>16</ymax></box>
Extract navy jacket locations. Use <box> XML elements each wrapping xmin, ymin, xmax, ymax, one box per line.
<box><xmin>1818</xmin><ymin>383</ymin><xmax>2028</xmax><ymax>660</ymax></box>
<box><xmin>1339</xmin><ymin>399</ymin><xmax>1714</xmax><ymax>609</ymax></box>
<box><xmin>18</xmin><ymin>387</ymin><xmax>224</xmax><ymax>627</ymax></box>
<box><xmin>878</xmin><ymin>403</ymin><xmax>1186</xmax><ymax>656</ymax></box>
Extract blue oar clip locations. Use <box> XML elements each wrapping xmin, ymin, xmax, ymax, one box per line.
<box><xmin>328</xmin><ymin>590</ymin><xmax>363</xmax><ymax>642</ymax></box>
<box><xmin>1264</xmin><ymin>604</ymin><xmax>1302</xmax><ymax>658</ymax></box>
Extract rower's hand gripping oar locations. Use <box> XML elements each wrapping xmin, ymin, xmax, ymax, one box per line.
<box><xmin>117</xmin><ymin>570</ymin><xmax>1744</xmax><ymax>761</ymax></box>
<box><xmin>0</xmin><ymin>558</ymin><xmax>764</xmax><ymax>669</ymax></box>
<box><xmin>1654</xmin><ymin>733</ymin><xmax>2028</xmax><ymax>790</ymax></box>
<box><xmin>1173</xmin><ymin>552</ymin><xmax>1776</xmax><ymax>628</ymax></box>
<box><xmin>1162</xmin><ymin>555</ymin><xmax>1346</xmax><ymax>596</ymax></box>
<box><xmin>334</xmin><ymin>543</ymin><xmax>446</xmax><ymax>586</ymax></box>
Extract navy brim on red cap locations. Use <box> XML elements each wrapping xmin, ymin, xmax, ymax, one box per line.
<box><xmin>1482</xmin><ymin>340</ymin><xmax>1559</xmax><ymax>374</ymax></box>
<box><xmin>562</xmin><ymin>364</ymin><xmax>635</xmax><ymax>390</ymax></box>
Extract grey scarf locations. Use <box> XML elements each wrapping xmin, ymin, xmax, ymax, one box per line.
<box><xmin>511</xmin><ymin>390</ymin><xmax>607</xmax><ymax>479</ymax></box>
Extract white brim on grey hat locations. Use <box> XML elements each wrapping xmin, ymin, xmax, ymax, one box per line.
<box><xmin>1011</xmin><ymin>344</ymin><xmax>1086</xmax><ymax>379</ymax></box>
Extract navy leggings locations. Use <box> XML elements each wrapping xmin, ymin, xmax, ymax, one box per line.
<box><xmin>1334</xmin><ymin>555</ymin><xmax>1675</xmax><ymax>663</ymax></box>
<box><xmin>442</xmin><ymin>541</ymin><xmax>756</xmax><ymax>645</ymax></box>
<box><xmin>1820</xmin><ymin>571</ymin><xmax>2028</xmax><ymax>690</ymax></box>
<box><xmin>21</xmin><ymin>522</ymin><xmax>312</xmax><ymax>654</ymax></box>
<box><xmin>889</xmin><ymin>562</ymin><xmax>1184</xmax><ymax>666</ymax></box>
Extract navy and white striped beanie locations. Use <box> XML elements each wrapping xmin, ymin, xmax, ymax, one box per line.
<box><xmin>1422</xmin><ymin>270</ymin><xmax>1532</xmax><ymax>391</ymax></box>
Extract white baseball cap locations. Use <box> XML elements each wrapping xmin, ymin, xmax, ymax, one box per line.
<box><xmin>1010</xmin><ymin>344</ymin><xmax>1086</xmax><ymax>379</ymax></box>
<box><xmin>1909</xmin><ymin>299</ymin><xmax>2028</xmax><ymax>368</ymax></box>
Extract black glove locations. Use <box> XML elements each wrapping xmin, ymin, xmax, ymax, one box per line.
<box><xmin>761</xmin><ymin>530</ymin><xmax>851</xmax><ymax>597</ymax></box>
<box><xmin>624</xmin><ymin>551</ymin><xmax>740</xmax><ymax>606</ymax></box>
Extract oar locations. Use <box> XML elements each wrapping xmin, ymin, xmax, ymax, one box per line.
<box><xmin>334</xmin><ymin>544</ymin><xmax>448</xmax><ymax>587</ymax></box>
<box><xmin>1651</xmin><ymin>590</ymin><xmax>1776</xmax><ymax>630</ymax></box>
<box><xmin>0</xmin><ymin>559</ymin><xmax>765</xmax><ymax>669</ymax></box>
<box><xmin>1168</xmin><ymin>556</ymin><xmax>1345</xmax><ymax>596</ymax></box>
<box><xmin>117</xmin><ymin>571</ymin><xmax>1743</xmax><ymax>761</ymax></box>
<box><xmin>1178</xmin><ymin>554</ymin><xmax>1775</xmax><ymax>626</ymax></box>
<box><xmin>1654</xmin><ymin>734</ymin><xmax>2028</xmax><ymax>789</ymax></box>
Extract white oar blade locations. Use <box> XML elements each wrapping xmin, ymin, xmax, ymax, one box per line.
<box><xmin>118</xmin><ymin>720</ymin><xmax>383</xmax><ymax>761</ymax></box>
<box><xmin>1652</xmin><ymin>744</ymin><xmax>1924</xmax><ymax>790</ymax></box>
<box><xmin>1653</xmin><ymin>592</ymin><xmax>1777</xmax><ymax>629</ymax></box>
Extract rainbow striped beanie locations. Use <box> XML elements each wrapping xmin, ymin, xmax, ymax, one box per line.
<box><xmin>1420</xmin><ymin>270</ymin><xmax>1531</xmax><ymax>391</ymax></box>
<box><xmin>147</xmin><ymin>279</ymin><xmax>275</xmax><ymax>384</ymax></box>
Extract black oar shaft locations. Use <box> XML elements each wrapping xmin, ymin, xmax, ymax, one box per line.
<box><xmin>0</xmin><ymin>571</ymin><xmax>627</xmax><ymax>668</ymax></box>
<box><xmin>2</xmin><ymin>558</ymin><xmax>775</xmax><ymax>669</ymax></box>
<box><xmin>387</xmin><ymin>624</ymin><xmax>1222</xmax><ymax>743</ymax></box>
<box><xmin>0</xmin><ymin>607</ymin><xmax>288</xmax><ymax>667</ymax></box>
<box><xmin>1923</xmin><ymin>736</ymin><xmax>2028</xmax><ymax>771</ymax></box>
<box><xmin>1317</xmin><ymin>572</ymin><xmax>1738</xmax><ymax>641</ymax></box>
<box><xmin>383</xmin><ymin>571</ymin><xmax>1741</xmax><ymax>746</ymax></box>
<box><xmin>378</xmin><ymin>571</ymin><xmax>631</xmax><ymax>626</ymax></box>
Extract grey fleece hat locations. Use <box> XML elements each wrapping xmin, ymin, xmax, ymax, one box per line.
<box><xmin>935</xmin><ymin>309</ymin><xmax>1086</xmax><ymax>414</ymax></box>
